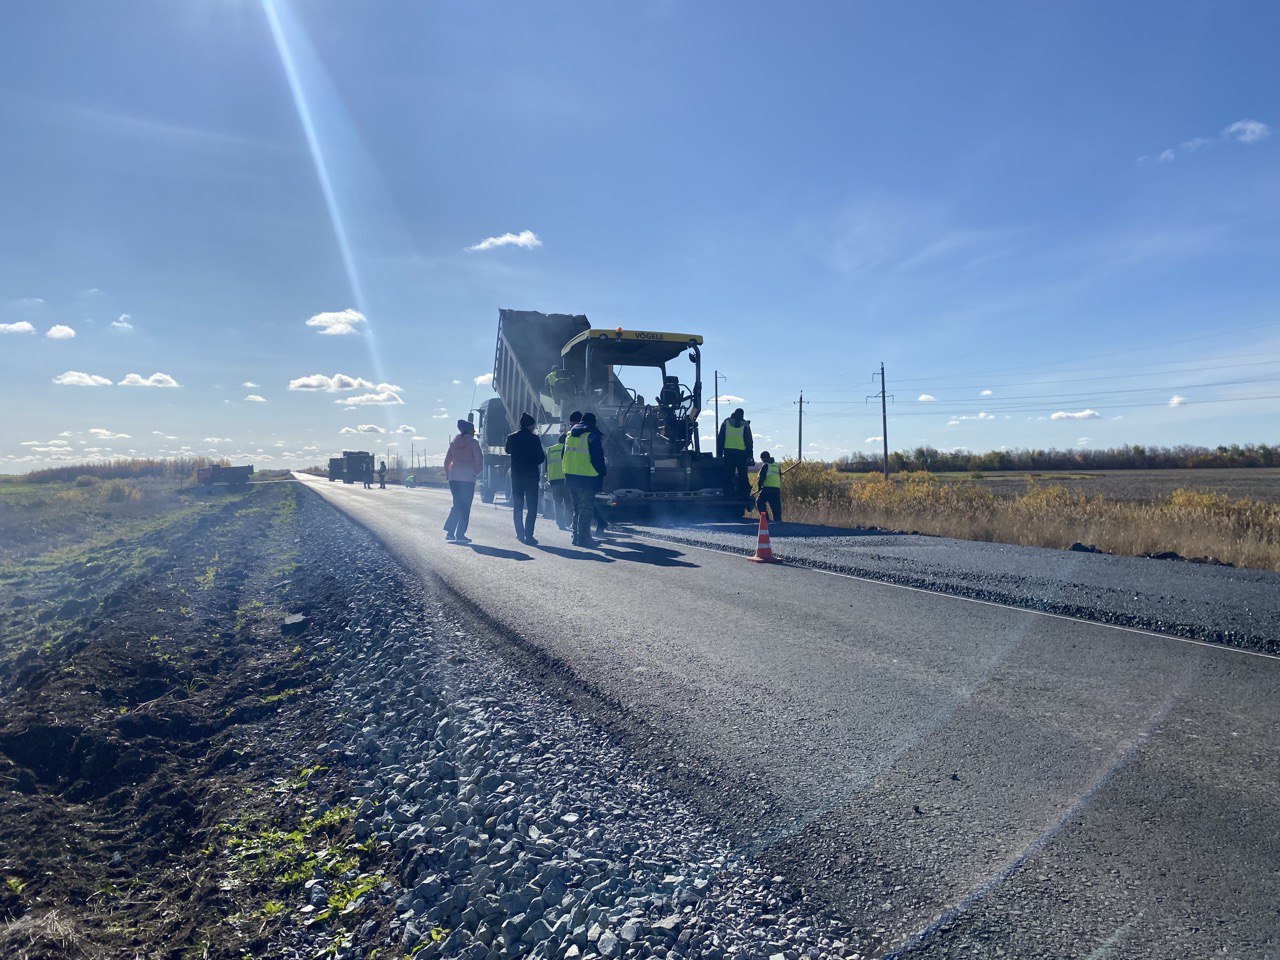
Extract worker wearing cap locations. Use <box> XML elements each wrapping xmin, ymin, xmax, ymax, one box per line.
<box><xmin>563</xmin><ymin>411</ymin><xmax>607</xmax><ymax>548</ymax></box>
<box><xmin>756</xmin><ymin>450</ymin><xmax>784</xmax><ymax>523</ymax></box>
<box><xmin>717</xmin><ymin>407</ymin><xmax>753</xmax><ymax>501</ymax></box>
<box><xmin>545</xmin><ymin>431</ymin><xmax>570</xmax><ymax>530</ymax></box>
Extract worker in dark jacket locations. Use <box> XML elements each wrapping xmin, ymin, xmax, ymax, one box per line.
<box><xmin>755</xmin><ymin>450</ymin><xmax>784</xmax><ymax>523</ymax></box>
<box><xmin>505</xmin><ymin>412</ymin><xmax>546</xmax><ymax>544</ymax></box>
<box><xmin>377</xmin><ymin>460</ymin><xmax>387</xmax><ymax>489</ymax></box>
<box><xmin>563</xmin><ymin>412</ymin><xmax>607</xmax><ymax>548</ymax></box>
<box><xmin>717</xmin><ymin>407</ymin><xmax>753</xmax><ymax>499</ymax></box>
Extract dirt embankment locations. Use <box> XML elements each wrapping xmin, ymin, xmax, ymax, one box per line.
<box><xmin>0</xmin><ymin>485</ymin><xmax>396</xmax><ymax>959</ymax></box>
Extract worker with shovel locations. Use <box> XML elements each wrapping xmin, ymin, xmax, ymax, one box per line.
<box><xmin>755</xmin><ymin>451</ymin><xmax>787</xmax><ymax>524</ymax></box>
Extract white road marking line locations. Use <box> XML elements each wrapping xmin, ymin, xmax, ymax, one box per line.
<box><xmin>624</xmin><ymin>531</ymin><xmax>1280</xmax><ymax>663</ymax></box>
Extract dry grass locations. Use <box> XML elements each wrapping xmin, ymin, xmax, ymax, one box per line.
<box><xmin>771</xmin><ymin>461</ymin><xmax>1280</xmax><ymax>572</ymax></box>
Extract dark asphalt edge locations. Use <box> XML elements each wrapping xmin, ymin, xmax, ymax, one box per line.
<box><xmin>616</xmin><ymin>526</ymin><xmax>1279</xmax><ymax>656</ymax></box>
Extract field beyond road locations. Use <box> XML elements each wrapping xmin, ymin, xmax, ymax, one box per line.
<box><xmin>772</xmin><ymin>464</ymin><xmax>1280</xmax><ymax>571</ymax></box>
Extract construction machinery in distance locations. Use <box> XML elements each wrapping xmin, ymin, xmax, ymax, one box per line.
<box><xmin>196</xmin><ymin>464</ymin><xmax>254</xmax><ymax>489</ymax></box>
<box><xmin>477</xmin><ymin>309</ymin><xmax>749</xmax><ymax>520</ymax></box>
<box><xmin>327</xmin><ymin>450</ymin><xmax>374</xmax><ymax>485</ymax></box>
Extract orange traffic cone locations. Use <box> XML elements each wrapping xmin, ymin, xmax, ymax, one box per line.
<box><xmin>748</xmin><ymin>509</ymin><xmax>783</xmax><ymax>564</ymax></box>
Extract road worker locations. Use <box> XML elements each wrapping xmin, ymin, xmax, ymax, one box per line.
<box><xmin>563</xmin><ymin>411</ymin><xmax>607</xmax><ymax>548</ymax></box>
<box><xmin>545</xmin><ymin>431</ymin><xmax>570</xmax><ymax>530</ymax></box>
<box><xmin>717</xmin><ymin>407</ymin><xmax>753</xmax><ymax>500</ymax></box>
<box><xmin>377</xmin><ymin>460</ymin><xmax>387</xmax><ymax>489</ymax></box>
<box><xmin>505</xmin><ymin>412</ymin><xmax>546</xmax><ymax>545</ymax></box>
<box><xmin>756</xmin><ymin>450</ymin><xmax>784</xmax><ymax>523</ymax></box>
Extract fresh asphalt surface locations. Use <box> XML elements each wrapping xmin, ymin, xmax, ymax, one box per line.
<box><xmin>298</xmin><ymin>476</ymin><xmax>1280</xmax><ymax>959</ymax></box>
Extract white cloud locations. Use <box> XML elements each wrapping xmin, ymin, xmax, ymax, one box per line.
<box><xmin>18</xmin><ymin>298</ymin><xmax>44</xmax><ymax>307</ymax></box>
<box><xmin>979</xmin><ymin>389</ymin><xmax>992</xmax><ymax>396</ymax></box>
<box><xmin>946</xmin><ymin>419</ymin><xmax>960</xmax><ymax>427</ymax></box>
<box><xmin>474</xmin><ymin>372</ymin><xmax>494</xmax><ymax>386</ymax></box>
<box><xmin>111</xmin><ymin>314</ymin><xmax>133</xmax><ymax>331</ymax></box>
<box><xmin>1168</xmin><ymin>395</ymin><xmax>1186</xmax><ymax>408</ymax></box>
<box><xmin>287</xmin><ymin>373</ymin><xmax>399</xmax><ymax>393</ymax></box>
<box><xmin>1050</xmin><ymin>409</ymin><xmax>1100</xmax><ymax>420</ymax></box>
<box><xmin>353</xmin><ymin>424</ymin><xmax>385</xmax><ymax>434</ymax></box>
<box><xmin>394</xmin><ymin>424</ymin><xmax>416</xmax><ymax>434</ymax></box>
<box><xmin>949</xmin><ymin>412</ymin><xmax>996</xmax><ymax>423</ymax></box>
<box><xmin>864</xmin><ymin>435</ymin><xmax>884</xmax><ymax>444</ymax></box>
<box><xmin>339</xmin><ymin>427</ymin><xmax>357</xmax><ymax>435</ymax></box>
<box><xmin>431</xmin><ymin>412</ymin><xmax>449</xmax><ymax>419</ymax></box>
<box><xmin>88</xmin><ymin>428</ymin><xmax>130</xmax><ymax>439</ymax></box>
<box><xmin>119</xmin><ymin>372</ymin><xmax>180</xmax><ymax>388</ymax></box>
<box><xmin>1076</xmin><ymin>437</ymin><xmax>1091</xmax><ymax>447</ymax></box>
<box><xmin>53</xmin><ymin>370</ymin><xmax>112</xmax><ymax>386</ymax></box>
<box><xmin>1222</xmin><ymin>119</ymin><xmax>1270</xmax><ymax>144</ymax></box>
<box><xmin>1142</xmin><ymin>119</ymin><xmax>1272</xmax><ymax>165</ymax></box>
<box><xmin>244</xmin><ymin>394</ymin><xmax>266</xmax><ymax>402</ymax></box>
<box><xmin>242</xmin><ymin>381</ymin><xmax>259</xmax><ymax>388</ymax></box>
<box><xmin>451</xmin><ymin>379</ymin><xmax>461</xmax><ymax>385</ymax></box>
<box><xmin>467</xmin><ymin>230</ymin><xmax>542</xmax><ymax>252</ymax></box>
<box><xmin>710</xmin><ymin>394</ymin><xmax>747</xmax><ymax>405</ymax></box>
<box><xmin>917</xmin><ymin>394</ymin><xmax>936</xmax><ymax>402</ymax></box>
<box><xmin>306</xmin><ymin>308</ymin><xmax>366</xmax><ymax>336</ymax></box>
<box><xmin>0</xmin><ymin>321</ymin><xmax>35</xmax><ymax>334</ymax></box>
<box><xmin>338</xmin><ymin>390</ymin><xmax>404</xmax><ymax>407</ymax></box>
<box><xmin>45</xmin><ymin>324</ymin><xmax>76</xmax><ymax>339</ymax></box>
<box><xmin>203</xmin><ymin>437</ymin><xmax>232</xmax><ymax>443</ymax></box>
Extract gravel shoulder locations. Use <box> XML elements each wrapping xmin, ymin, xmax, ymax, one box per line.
<box><xmin>621</xmin><ymin>520</ymin><xmax>1280</xmax><ymax>653</ymax></box>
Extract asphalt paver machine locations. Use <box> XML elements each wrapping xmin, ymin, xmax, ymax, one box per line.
<box><xmin>487</xmin><ymin>309</ymin><xmax>749</xmax><ymax>521</ymax></box>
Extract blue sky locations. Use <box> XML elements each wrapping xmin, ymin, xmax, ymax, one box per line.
<box><xmin>2</xmin><ymin>0</ymin><xmax>1277</xmax><ymax>470</ymax></box>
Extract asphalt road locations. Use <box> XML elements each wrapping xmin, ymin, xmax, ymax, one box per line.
<box><xmin>298</xmin><ymin>476</ymin><xmax>1280</xmax><ymax>959</ymax></box>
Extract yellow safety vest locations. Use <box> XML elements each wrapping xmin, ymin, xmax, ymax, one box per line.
<box><xmin>546</xmin><ymin>442</ymin><xmax>565</xmax><ymax>481</ymax></box>
<box><xmin>562</xmin><ymin>432</ymin><xmax>598</xmax><ymax>477</ymax></box>
<box><xmin>723</xmin><ymin>422</ymin><xmax>746</xmax><ymax>451</ymax></box>
<box><xmin>759</xmin><ymin>462</ymin><xmax>781</xmax><ymax>488</ymax></box>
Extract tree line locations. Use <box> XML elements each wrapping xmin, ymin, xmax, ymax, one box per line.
<box><xmin>835</xmin><ymin>443</ymin><xmax>1280</xmax><ymax>474</ymax></box>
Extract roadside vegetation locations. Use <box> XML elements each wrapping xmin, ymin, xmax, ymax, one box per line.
<box><xmin>771</xmin><ymin>462</ymin><xmax>1280</xmax><ymax>571</ymax></box>
<box><xmin>836</xmin><ymin>442</ymin><xmax>1280</xmax><ymax>473</ymax></box>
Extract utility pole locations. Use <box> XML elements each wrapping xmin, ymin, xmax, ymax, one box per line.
<box><xmin>794</xmin><ymin>392</ymin><xmax>809</xmax><ymax>461</ymax></box>
<box><xmin>867</xmin><ymin>363</ymin><xmax>893</xmax><ymax>478</ymax></box>
<box><xmin>714</xmin><ymin>370</ymin><xmax>726</xmax><ymax>439</ymax></box>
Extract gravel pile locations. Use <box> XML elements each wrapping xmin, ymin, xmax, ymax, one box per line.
<box><xmin>293</xmin><ymin>489</ymin><xmax>861</xmax><ymax>959</ymax></box>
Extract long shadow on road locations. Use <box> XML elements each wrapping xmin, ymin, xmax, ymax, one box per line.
<box><xmin>535</xmin><ymin>544</ymin><xmax>615</xmax><ymax>563</ymax></box>
<box><xmin>466</xmin><ymin>544</ymin><xmax>534</xmax><ymax>561</ymax></box>
<box><xmin>598</xmin><ymin>539</ymin><xmax>700</xmax><ymax>568</ymax></box>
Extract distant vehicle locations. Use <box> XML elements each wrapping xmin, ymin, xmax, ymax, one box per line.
<box><xmin>341</xmin><ymin>450</ymin><xmax>375</xmax><ymax>485</ymax></box>
<box><xmin>485</xmin><ymin>309</ymin><xmax>747</xmax><ymax>520</ymax></box>
<box><xmin>328</xmin><ymin>457</ymin><xmax>345</xmax><ymax>482</ymax></box>
<box><xmin>196</xmin><ymin>464</ymin><xmax>254</xmax><ymax>489</ymax></box>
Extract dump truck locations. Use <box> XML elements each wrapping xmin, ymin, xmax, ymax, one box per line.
<box><xmin>341</xmin><ymin>450</ymin><xmax>375</xmax><ymax>485</ymax></box>
<box><xmin>328</xmin><ymin>457</ymin><xmax>345</xmax><ymax>482</ymax></box>
<box><xmin>484</xmin><ymin>309</ymin><xmax>748</xmax><ymax>520</ymax></box>
<box><xmin>196</xmin><ymin>464</ymin><xmax>254</xmax><ymax>489</ymax></box>
<box><xmin>474</xmin><ymin>396</ymin><xmax>511</xmax><ymax>503</ymax></box>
